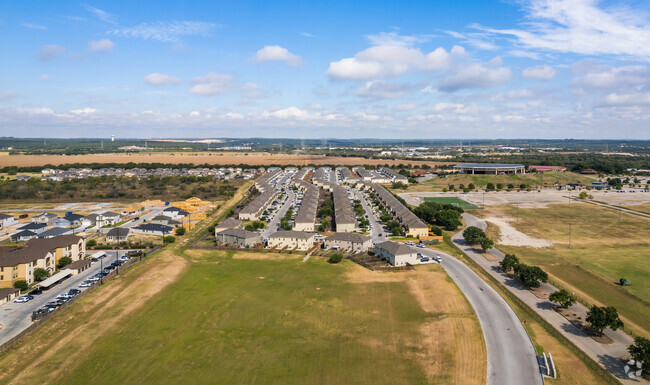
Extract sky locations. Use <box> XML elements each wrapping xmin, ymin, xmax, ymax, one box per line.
<box><xmin>1</xmin><ymin>0</ymin><xmax>650</xmax><ymax>139</ymax></box>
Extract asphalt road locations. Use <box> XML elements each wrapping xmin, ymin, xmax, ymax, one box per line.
<box><xmin>353</xmin><ymin>186</ymin><xmax>543</xmax><ymax>385</ymax></box>
<box><xmin>0</xmin><ymin>250</ymin><xmax>128</xmax><ymax>347</ymax></box>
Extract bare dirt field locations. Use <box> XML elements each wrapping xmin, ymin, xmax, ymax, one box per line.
<box><xmin>0</xmin><ymin>152</ymin><xmax>450</xmax><ymax>168</ymax></box>
<box><xmin>483</xmin><ymin>216</ymin><xmax>553</xmax><ymax>247</ymax></box>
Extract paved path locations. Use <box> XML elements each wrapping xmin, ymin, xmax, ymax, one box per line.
<box><xmin>355</xmin><ymin>187</ymin><xmax>543</xmax><ymax>385</ymax></box>
<box><xmin>459</xmin><ymin>213</ymin><xmax>646</xmax><ymax>384</ymax></box>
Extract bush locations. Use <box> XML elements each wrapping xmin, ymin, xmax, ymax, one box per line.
<box><xmin>486</xmin><ymin>183</ymin><xmax>495</xmax><ymax>191</ymax></box>
<box><xmin>33</xmin><ymin>268</ymin><xmax>48</xmax><ymax>282</ymax></box>
<box><xmin>175</xmin><ymin>227</ymin><xmax>186</xmax><ymax>236</ymax></box>
<box><xmin>57</xmin><ymin>256</ymin><xmax>72</xmax><ymax>268</ymax></box>
<box><xmin>87</xmin><ymin>239</ymin><xmax>97</xmax><ymax>247</ymax></box>
<box><xmin>430</xmin><ymin>225</ymin><xmax>443</xmax><ymax>236</ymax></box>
<box><xmin>14</xmin><ymin>280</ymin><xmax>28</xmax><ymax>291</ymax></box>
<box><xmin>328</xmin><ymin>253</ymin><xmax>344</xmax><ymax>264</ymax></box>
<box><xmin>163</xmin><ymin>235</ymin><xmax>176</xmax><ymax>244</ymax></box>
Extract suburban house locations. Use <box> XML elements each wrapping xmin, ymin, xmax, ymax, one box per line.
<box><xmin>215</xmin><ymin>228</ymin><xmax>262</xmax><ymax>247</ymax></box>
<box><xmin>106</xmin><ymin>227</ymin><xmax>130</xmax><ymax>242</ymax></box>
<box><xmin>0</xmin><ymin>214</ymin><xmax>18</xmax><ymax>228</ymax></box>
<box><xmin>214</xmin><ymin>217</ymin><xmax>242</xmax><ymax>233</ymax></box>
<box><xmin>53</xmin><ymin>217</ymin><xmax>72</xmax><ymax>228</ymax></box>
<box><xmin>132</xmin><ymin>223</ymin><xmax>173</xmax><ymax>236</ymax></box>
<box><xmin>32</xmin><ymin>212</ymin><xmax>58</xmax><ymax>225</ymax></box>
<box><xmin>99</xmin><ymin>211</ymin><xmax>121</xmax><ymax>226</ymax></box>
<box><xmin>161</xmin><ymin>206</ymin><xmax>189</xmax><ymax>219</ymax></box>
<box><xmin>11</xmin><ymin>230</ymin><xmax>38</xmax><ymax>242</ymax></box>
<box><xmin>84</xmin><ymin>213</ymin><xmax>99</xmax><ymax>226</ymax></box>
<box><xmin>64</xmin><ymin>213</ymin><xmax>86</xmax><ymax>227</ymax></box>
<box><xmin>267</xmin><ymin>231</ymin><xmax>315</xmax><ymax>250</ymax></box>
<box><xmin>151</xmin><ymin>215</ymin><xmax>182</xmax><ymax>227</ymax></box>
<box><xmin>375</xmin><ymin>241</ymin><xmax>418</xmax><ymax>266</ymax></box>
<box><xmin>324</xmin><ymin>233</ymin><xmax>373</xmax><ymax>253</ymax></box>
<box><xmin>17</xmin><ymin>222</ymin><xmax>48</xmax><ymax>234</ymax></box>
<box><xmin>38</xmin><ymin>227</ymin><xmax>74</xmax><ymax>238</ymax></box>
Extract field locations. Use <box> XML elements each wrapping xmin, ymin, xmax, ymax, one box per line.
<box><xmin>428</xmin><ymin>171</ymin><xmax>594</xmax><ymax>190</ymax></box>
<box><xmin>0</xmin><ymin>152</ymin><xmax>450</xmax><ymax>168</ymax></box>
<box><xmin>477</xmin><ymin>203</ymin><xmax>650</xmax><ymax>337</ymax></box>
<box><xmin>423</xmin><ymin>197</ymin><xmax>480</xmax><ymax>209</ymax></box>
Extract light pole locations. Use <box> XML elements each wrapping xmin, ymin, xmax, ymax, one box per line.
<box><xmin>516</xmin><ymin>204</ymin><xmax>519</xmax><ymax>225</ymax></box>
<box><xmin>568</xmin><ymin>223</ymin><xmax>572</xmax><ymax>249</ymax></box>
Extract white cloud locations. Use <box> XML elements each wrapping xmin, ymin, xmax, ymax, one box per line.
<box><xmin>38</xmin><ymin>45</ymin><xmax>66</xmax><ymax>61</ymax></box>
<box><xmin>254</xmin><ymin>45</ymin><xmax>302</xmax><ymax>66</ymax></box>
<box><xmin>144</xmin><ymin>73</ymin><xmax>182</xmax><ymax>86</ymax></box>
<box><xmin>365</xmin><ymin>31</ymin><xmax>428</xmax><ymax>47</ymax></box>
<box><xmin>89</xmin><ymin>39</ymin><xmax>115</xmax><ymax>52</ymax></box>
<box><xmin>189</xmin><ymin>72</ymin><xmax>234</xmax><ymax>95</ymax></box>
<box><xmin>438</xmin><ymin>57</ymin><xmax>511</xmax><ymax>92</ymax></box>
<box><xmin>241</xmin><ymin>83</ymin><xmax>265</xmax><ymax>100</ymax></box>
<box><xmin>39</xmin><ymin>74</ymin><xmax>51</xmax><ymax>81</ymax></box>
<box><xmin>571</xmin><ymin>64</ymin><xmax>650</xmax><ymax>89</ymax></box>
<box><xmin>21</xmin><ymin>23</ymin><xmax>47</xmax><ymax>30</ymax></box>
<box><xmin>327</xmin><ymin>44</ymin><xmax>462</xmax><ymax>80</ymax></box>
<box><xmin>355</xmin><ymin>81</ymin><xmax>422</xmax><ymax>99</ymax></box>
<box><xmin>394</xmin><ymin>103</ymin><xmax>416</xmax><ymax>111</ymax></box>
<box><xmin>83</xmin><ymin>5</ymin><xmax>117</xmax><ymax>25</ymax></box>
<box><xmin>0</xmin><ymin>90</ymin><xmax>16</xmax><ymax>101</ymax></box>
<box><xmin>477</xmin><ymin>0</ymin><xmax>650</xmax><ymax>60</ymax></box>
<box><xmin>446</xmin><ymin>29</ymin><xmax>498</xmax><ymax>50</ymax></box>
<box><xmin>299</xmin><ymin>32</ymin><xmax>317</xmax><ymax>38</ymax></box>
<box><xmin>70</xmin><ymin>107</ymin><xmax>98</xmax><ymax>115</ymax></box>
<box><xmin>223</xmin><ymin>112</ymin><xmax>244</xmax><ymax>119</ymax></box>
<box><xmin>522</xmin><ymin>65</ymin><xmax>556</xmax><ymax>80</ymax></box>
<box><xmin>109</xmin><ymin>21</ymin><xmax>216</xmax><ymax>42</ymax></box>
<box><xmin>604</xmin><ymin>92</ymin><xmax>650</xmax><ymax>106</ymax></box>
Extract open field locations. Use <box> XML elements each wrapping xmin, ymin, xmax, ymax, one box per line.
<box><xmin>0</xmin><ymin>250</ymin><xmax>486</xmax><ymax>385</ymax></box>
<box><xmin>476</xmin><ymin>203</ymin><xmax>650</xmax><ymax>337</ymax></box>
<box><xmin>423</xmin><ymin>197</ymin><xmax>480</xmax><ymax>209</ymax></box>
<box><xmin>0</xmin><ymin>152</ymin><xmax>450</xmax><ymax>168</ymax></box>
<box><xmin>431</xmin><ymin>171</ymin><xmax>595</xmax><ymax>189</ymax></box>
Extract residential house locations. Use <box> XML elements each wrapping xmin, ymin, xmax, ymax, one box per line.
<box><xmin>53</xmin><ymin>218</ymin><xmax>72</xmax><ymax>228</ymax></box>
<box><xmin>151</xmin><ymin>215</ymin><xmax>182</xmax><ymax>227</ymax></box>
<box><xmin>64</xmin><ymin>213</ymin><xmax>86</xmax><ymax>227</ymax></box>
<box><xmin>267</xmin><ymin>231</ymin><xmax>315</xmax><ymax>250</ymax></box>
<box><xmin>32</xmin><ymin>212</ymin><xmax>58</xmax><ymax>225</ymax></box>
<box><xmin>375</xmin><ymin>241</ymin><xmax>418</xmax><ymax>266</ymax></box>
<box><xmin>106</xmin><ymin>227</ymin><xmax>130</xmax><ymax>242</ymax></box>
<box><xmin>132</xmin><ymin>223</ymin><xmax>173</xmax><ymax>236</ymax></box>
<box><xmin>0</xmin><ymin>214</ymin><xmax>18</xmax><ymax>228</ymax></box>
<box><xmin>99</xmin><ymin>211</ymin><xmax>121</xmax><ymax>226</ymax></box>
<box><xmin>214</xmin><ymin>217</ymin><xmax>242</xmax><ymax>234</ymax></box>
<box><xmin>324</xmin><ymin>233</ymin><xmax>373</xmax><ymax>253</ymax></box>
<box><xmin>17</xmin><ymin>222</ymin><xmax>48</xmax><ymax>234</ymax></box>
<box><xmin>215</xmin><ymin>228</ymin><xmax>262</xmax><ymax>247</ymax></box>
<box><xmin>11</xmin><ymin>230</ymin><xmax>38</xmax><ymax>242</ymax></box>
<box><xmin>38</xmin><ymin>227</ymin><xmax>73</xmax><ymax>238</ymax></box>
<box><xmin>162</xmin><ymin>207</ymin><xmax>189</xmax><ymax>220</ymax></box>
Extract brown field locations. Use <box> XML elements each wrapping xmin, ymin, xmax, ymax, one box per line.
<box><xmin>0</xmin><ymin>152</ymin><xmax>451</xmax><ymax>168</ymax></box>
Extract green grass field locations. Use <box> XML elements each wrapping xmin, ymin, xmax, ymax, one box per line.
<box><xmin>432</xmin><ymin>171</ymin><xmax>594</xmax><ymax>189</ymax></box>
<box><xmin>480</xmin><ymin>203</ymin><xmax>650</xmax><ymax>337</ymax></box>
<box><xmin>423</xmin><ymin>197</ymin><xmax>480</xmax><ymax>209</ymax></box>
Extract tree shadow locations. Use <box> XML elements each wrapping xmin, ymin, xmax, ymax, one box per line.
<box><xmin>560</xmin><ymin>321</ymin><xmax>589</xmax><ymax>338</ymax></box>
<box><xmin>597</xmin><ymin>354</ymin><xmax>632</xmax><ymax>380</ymax></box>
<box><xmin>536</xmin><ymin>301</ymin><xmax>555</xmax><ymax>311</ymax></box>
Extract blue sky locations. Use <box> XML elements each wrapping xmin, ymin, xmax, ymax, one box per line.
<box><xmin>1</xmin><ymin>0</ymin><xmax>649</xmax><ymax>139</ymax></box>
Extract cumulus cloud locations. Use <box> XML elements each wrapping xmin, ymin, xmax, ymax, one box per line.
<box><xmin>89</xmin><ymin>39</ymin><xmax>115</xmax><ymax>52</ymax></box>
<box><xmin>144</xmin><ymin>73</ymin><xmax>182</xmax><ymax>86</ymax></box>
<box><xmin>38</xmin><ymin>45</ymin><xmax>66</xmax><ymax>61</ymax></box>
<box><xmin>70</xmin><ymin>107</ymin><xmax>98</xmax><ymax>115</ymax></box>
<box><xmin>438</xmin><ymin>57</ymin><xmax>511</xmax><ymax>92</ymax></box>
<box><xmin>476</xmin><ymin>0</ymin><xmax>650</xmax><ymax>60</ymax></box>
<box><xmin>254</xmin><ymin>45</ymin><xmax>302</xmax><ymax>66</ymax></box>
<box><xmin>571</xmin><ymin>64</ymin><xmax>650</xmax><ymax>90</ymax></box>
<box><xmin>355</xmin><ymin>81</ymin><xmax>423</xmax><ymax>99</ymax></box>
<box><xmin>109</xmin><ymin>21</ymin><xmax>216</xmax><ymax>42</ymax></box>
<box><xmin>190</xmin><ymin>72</ymin><xmax>234</xmax><ymax>95</ymax></box>
<box><xmin>394</xmin><ymin>103</ymin><xmax>417</xmax><ymax>111</ymax></box>
<box><xmin>604</xmin><ymin>92</ymin><xmax>650</xmax><ymax>106</ymax></box>
<box><xmin>522</xmin><ymin>65</ymin><xmax>556</xmax><ymax>80</ymax></box>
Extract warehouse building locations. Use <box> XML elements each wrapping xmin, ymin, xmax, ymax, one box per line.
<box><xmin>453</xmin><ymin>163</ymin><xmax>525</xmax><ymax>175</ymax></box>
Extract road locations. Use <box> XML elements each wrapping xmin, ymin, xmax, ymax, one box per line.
<box><xmin>0</xmin><ymin>250</ymin><xmax>129</xmax><ymax>346</ymax></box>
<box><xmin>353</xmin><ymin>186</ymin><xmax>543</xmax><ymax>385</ymax></box>
<box><xmin>260</xmin><ymin>170</ymin><xmax>296</xmax><ymax>239</ymax></box>
<box><xmin>459</xmin><ymin>213</ymin><xmax>645</xmax><ymax>385</ymax></box>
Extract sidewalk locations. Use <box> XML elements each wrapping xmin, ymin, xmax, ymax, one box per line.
<box><xmin>455</xmin><ymin>213</ymin><xmax>647</xmax><ymax>385</ymax></box>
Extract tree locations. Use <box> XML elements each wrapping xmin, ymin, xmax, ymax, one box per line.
<box><xmin>515</xmin><ymin>264</ymin><xmax>548</xmax><ymax>288</ymax></box>
<box><xmin>549</xmin><ymin>289</ymin><xmax>577</xmax><ymax>308</ymax></box>
<box><xmin>478</xmin><ymin>237</ymin><xmax>494</xmax><ymax>251</ymax></box>
<box><xmin>463</xmin><ymin>226</ymin><xmax>485</xmax><ymax>245</ymax></box>
<box><xmin>486</xmin><ymin>183</ymin><xmax>495</xmax><ymax>191</ymax></box>
<box><xmin>579</xmin><ymin>191</ymin><xmax>588</xmax><ymax>199</ymax></box>
<box><xmin>507</xmin><ymin>183</ymin><xmax>515</xmax><ymax>190</ymax></box>
<box><xmin>175</xmin><ymin>226</ymin><xmax>186</xmax><ymax>236</ymax></box>
<box><xmin>586</xmin><ymin>305</ymin><xmax>624</xmax><ymax>335</ymax></box>
<box><xmin>33</xmin><ymin>268</ymin><xmax>48</xmax><ymax>282</ymax></box>
<box><xmin>628</xmin><ymin>337</ymin><xmax>650</xmax><ymax>371</ymax></box>
<box><xmin>57</xmin><ymin>256</ymin><xmax>72</xmax><ymax>268</ymax></box>
<box><xmin>430</xmin><ymin>225</ymin><xmax>443</xmax><ymax>236</ymax></box>
<box><xmin>500</xmin><ymin>254</ymin><xmax>519</xmax><ymax>272</ymax></box>
<box><xmin>328</xmin><ymin>253</ymin><xmax>343</xmax><ymax>264</ymax></box>
<box><xmin>87</xmin><ymin>239</ymin><xmax>97</xmax><ymax>247</ymax></box>
<box><xmin>13</xmin><ymin>280</ymin><xmax>28</xmax><ymax>291</ymax></box>
<box><xmin>163</xmin><ymin>235</ymin><xmax>176</xmax><ymax>244</ymax></box>
<box><xmin>468</xmin><ymin>183</ymin><xmax>475</xmax><ymax>190</ymax></box>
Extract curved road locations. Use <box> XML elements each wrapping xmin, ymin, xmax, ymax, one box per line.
<box><xmin>357</xmin><ymin>188</ymin><xmax>543</xmax><ymax>385</ymax></box>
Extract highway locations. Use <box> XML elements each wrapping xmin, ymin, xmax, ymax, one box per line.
<box><xmin>354</xmin><ymin>186</ymin><xmax>543</xmax><ymax>385</ymax></box>
<box><xmin>0</xmin><ymin>250</ymin><xmax>128</xmax><ymax>346</ymax></box>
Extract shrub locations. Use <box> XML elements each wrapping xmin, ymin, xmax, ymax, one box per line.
<box><xmin>33</xmin><ymin>268</ymin><xmax>48</xmax><ymax>281</ymax></box>
<box><xmin>57</xmin><ymin>256</ymin><xmax>72</xmax><ymax>268</ymax></box>
<box><xmin>175</xmin><ymin>227</ymin><xmax>186</xmax><ymax>236</ymax></box>
<box><xmin>430</xmin><ymin>225</ymin><xmax>443</xmax><ymax>236</ymax></box>
<box><xmin>14</xmin><ymin>280</ymin><xmax>28</xmax><ymax>291</ymax></box>
<box><xmin>328</xmin><ymin>253</ymin><xmax>344</xmax><ymax>264</ymax></box>
<box><xmin>87</xmin><ymin>239</ymin><xmax>97</xmax><ymax>247</ymax></box>
<box><xmin>163</xmin><ymin>235</ymin><xmax>176</xmax><ymax>244</ymax></box>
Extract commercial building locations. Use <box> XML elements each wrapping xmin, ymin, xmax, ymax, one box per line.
<box><xmin>379</xmin><ymin>167</ymin><xmax>409</xmax><ymax>184</ymax></box>
<box><xmin>375</xmin><ymin>241</ymin><xmax>418</xmax><ymax>266</ymax></box>
<box><xmin>267</xmin><ymin>231</ymin><xmax>315</xmax><ymax>250</ymax></box>
<box><xmin>453</xmin><ymin>163</ymin><xmax>525</xmax><ymax>175</ymax></box>
<box><xmin>324</xmin><ymin>233</ymin><xmax>372</xmax><ymax>253</ymax></box>
<box><xmin>215</xmin><ymin>228</ymin><xmax>262</xmax><ymax>247</ymax></box>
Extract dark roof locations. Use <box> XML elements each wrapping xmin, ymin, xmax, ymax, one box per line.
<box><xmin>0</xmin><ymin>287</ymin><xmax>20</xmax><ymax>298</ymax></box>
<box><xmin>66</xmin><ymin>259</ymin><xmax>92</xmax><ymax>270</ymax></box>
<box><xmin>0</xmin><ymin>235</ymin><xmax>80</xmax><ymax>267</ymax></box>
<box><xmin>216</xmin><ymin>228</ymin><xmax>261</xmax><ymax>239</ymax></box>
<box><xmin>135</xmin><ymin>223</ymin><xmax>173</xmax><ymax>233</ymax></box>
<box><xmin>26</xmin><ymin>235</ymin><xmax>83</xmax><ymax>251</ymax></box>
<box><xmin>377</xmin><ymin>240</ymin><xmax>413</xmax><ymax>256</ymax></box>
<box><xmin>107</xmin><ymin>227</ymin><xmax>130</xmax><ymax>237</ymax></box>
<box><xmin>65</xmin><ymin>213</ymin><xmax>85</xmax><ymax>221</ymax></box>
<box><xmin>0</xmin><ymin>213</ymin><xmax>15</xmax><ymax>220</ymax></box>
<box><xmin>38</xmin><ymin>227</ymin><xmax>72</xmax><ymax>238</ymax></box>
<box><xmin>18</xmin><ymin>222</ymin><xmax>48</xmax><ymax>230</ymax></box>
<box><xmin>12</xmin><ymin>230</ymin><xmax>36</xmax><ymax>239</ymax></box>
<box><xmin>216</xmin><ymin>217</ymin><xmax>242</xmax><ymax>229</ymax></box>
<box><xmin>102</xmin><ymin>211</ymin><xmax>120</xmax><ymax>217</ymax></box>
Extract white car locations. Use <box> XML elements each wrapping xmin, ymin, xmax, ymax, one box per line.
<box><xmin>79</xmin><ymin>281</ymin><xmax>93</xmax><ymax>287</ymax></box>
<box><xmin>14</xmin><ymin>296</ymin><xmax>30</xmax><ymax>303</ymax></box>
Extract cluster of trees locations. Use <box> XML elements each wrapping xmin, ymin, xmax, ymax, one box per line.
<box><xmin>244</xmin><ymin>221</ymin><xmax>266</xmax><ymax>232</ymax></box>
<box><xmin>462</xmin><ymin>226</ymin><xmax>494</xmax><ymax>251</ymax></box>
<box><xmin>499</xmin><ymin>254</ymin><xmax>549</xmax><ymax>288</ymax></box>
<box><xmin>629</xmin><ymin>337</ymin><xmax>650</xmax><ymax>373</ymax></box>
<box><xmin>280</xmin><ymin>207</ymin><xmax>293</xmax><ymax>231</ymax></box>
<box><xmin>414</xmin><ymin>201</ymin><xmax>464</xmax><ymax>231</ymax></box>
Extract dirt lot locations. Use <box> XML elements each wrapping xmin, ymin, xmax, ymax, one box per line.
<box><xmin>0</xmin><ymin>152</ymin><xmax>450</xmax><ymax>168</ymax></box>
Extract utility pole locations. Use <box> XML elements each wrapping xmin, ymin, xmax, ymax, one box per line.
<box><xmin>618</xmin><ymin>202</ymin><xmax>621</xmax><ymax>222</ymax></box>
<box><xmin>516</xmin><ymin>204</ymin><xmax>519</xmax><ymax>225</ymax></box>
<box><xmin>568</xmin><ymin>223</ymin><xmax>572</xmax><ymax>249</ymax></box>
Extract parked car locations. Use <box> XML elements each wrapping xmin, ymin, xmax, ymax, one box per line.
<box><xmin>434</xmin><ymin>255</ymin><xmax>442</xmax><ymax>263</ymax></box>
<box><xmin>14</xmin><ymin>296</ymin><xmax>30</xmax><ymax>303</ymax></box>
<box><xmin>416</xmin><ymin>243</ymin><xmax>425</xmax><ymax>248</ymax></box>
<box><xmin>28</xmin><ymin>288</ymin><xmax>43</xmax><ymax>296</ymax></box>
<box><xmin>56</xmin><ymin>293</ymin><xmax>71</xmax><ymax>301</ymax></box>
<box><xmin>421</xmin><ymin>257</ymin><xmax>430</xmax><ymax>262</ymax></box>
<box><xmin>68</xmin><ymin>289</ymin><xmax>81</xmax><ymax>296</ymax></box>
<box><xmin>42</xmin><ymin>304</ymin><xmax>57</xmax><ymax>312</ymax></box>
<box><xmin>405</xmin><ymin>241</ymin><xmax>416</xmax><ymax>246</ymax></box>
<box><xmin>79</xmin><ymin>281</ymin><xmax>93</xmax><ymax>287</ymax></box>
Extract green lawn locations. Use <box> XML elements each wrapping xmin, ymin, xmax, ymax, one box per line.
<box><xmin>46</xmin><ymin>253</ymin><xmax>434</xmax><ymax>385</ymax></box>
<box><xmin>481</xmin><ymin>203</ymin><xmax>650</xmax><ymax>337</ymax></box>
<box><xmin>423</xmin><ymin>197</ymin><xmax>480</xmax><ymax>209</ymax></box>
<box><xmin>433</xmin><ymin>171</ymin><xmax>594</xmax><ymax>189</ymax></box>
